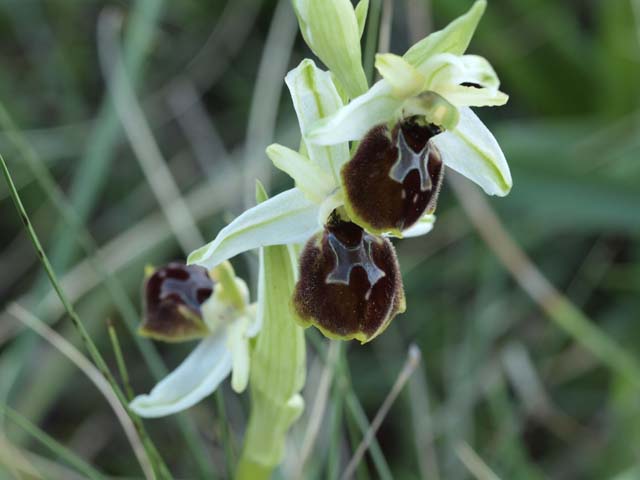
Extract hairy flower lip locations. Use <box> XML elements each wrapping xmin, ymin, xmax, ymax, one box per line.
<box><xmin>140</xmin><ymin>263</ymin><xmax>213</xmax><ymax>342</ymax></box>
<box><xmin>341</xmin><ymin>119</ymin><xmax>445</xmax><ymax>236</ymax></box>
<box><xmin>293</xmin><ymin>217</ymin><xmax>405</xmax><ymax>344</ymax></box>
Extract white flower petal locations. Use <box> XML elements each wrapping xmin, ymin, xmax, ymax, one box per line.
<box><xmin>308</xmin><ymin>80</ymin><xmax>401</xmax><ymax>145</ymax></box>
<box><xmin>433</xmin><ymin>107</ymin><xmax>512</xmax><ymax>196</ymax></box>
<box><xmin>404</xmin><ymin>0</ymin><xmax>486</xmax><ymax>69</ymax></box>
<box><xmin>228</xmin><ymin>320</ymin><xmax>251</xmax><ymax>393</ymax></box>
<box><xmin>375</xmin><ymin>53</ymin><xmax>425</xmax><ymax>99</ymax></box>
<box><xmin>267</xmin><ymin>144</ymin><xmax>336</xmax><ymax>203</ymax></box>
<box><xmin>130</xmin><ymin>334</ymin><xmax>232</xmax><ymax>418</ymax></box>
<box><xmin>187</xmin><ymin>188</ymin><xmax>321</xmax><ymax>269</ymax></box>
<box><xmin>401</xmin><ymin>214</ymin><xmax>436</xmax><ymax>238</ymax></box>
<box><xmin>285</xmin><ymin>59</ymin><xmax>350</xmax><ymax>182</ymax></box>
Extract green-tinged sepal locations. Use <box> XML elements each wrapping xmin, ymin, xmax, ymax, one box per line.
<box><xmin>375</xmin><ymin>53</ymin><xmax>425</xmax><ymax>99</ymax></box>
<box><xmin>267</xmin><ymin>144</ymin><xmax>336</xmax><ymax>203</ymax></box>
<box><xmin>292</xmin><ymin>0</ymin><xmax>368</xmax><ymax>99</ymax></box>
<box><xmin>355</xmin><ymin>0</ymin><xmax>369</xmax><ymax>38</ymax></box>
<box><xmin>293</xmin><ymin>217</ymin><xmax>405</xmax><ymax>343</ymax></box>
<box><xmin>285</xmin><ymin>59</ymin><xmax>350</xmax><ymax>183</ymax></box>
<box><xmin>403</xmin><ymin>0</ymin><xmax>487</xmax><ymax>69</ymax></box>
<box><xmin>140</xmin><ymin>263</ymin><xmax>213</xmax><ymax>342</ymax></box>
<box><xmin>431</xmin><ymin>106</ymin><xmax>512</xmax><ymax>196</ymax></box>
<box><xmin>187</xmin><ymin>188</ymin><xmax>320</xmax><ymax>270</ymax></box>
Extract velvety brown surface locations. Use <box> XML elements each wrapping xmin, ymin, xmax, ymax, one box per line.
<box><xmin>141</xmin><ymin>263</ymin><xmax>213</xmax><ymax>341</ymax></box>
<box><xmin>342</xmin><ymin>119</ymin><xmax>444</xmax><ymax>233</ymax></box>
<box><xmin>293</xmin><ymin>218</ymin><xmax>405</xmax><ymax>341</ymax></box>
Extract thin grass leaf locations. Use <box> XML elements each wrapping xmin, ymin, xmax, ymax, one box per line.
<box><xmin>0</xmin><ymin>154</ymin><xmax>170</xmax><ymax>480</ymax></box>
<box><xmin>0</xmin><ymin>104</ymin><xmax>214</xmax><ymax>478</ymax></box>
<box><xmin>0</xmin><ymin>404</ymin><xmax>106</xmax><ymax>480</ymax></box>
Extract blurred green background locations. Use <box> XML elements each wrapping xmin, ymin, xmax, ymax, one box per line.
<box><xmin>1</xmin><ymin>0</ymin><xmax>639</xmax><ymax>478</ymax></box>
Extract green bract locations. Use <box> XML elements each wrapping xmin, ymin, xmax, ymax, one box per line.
<box><xmin>292</xmin><ymin>0</ymin><xmax>369</xmax><ymax>99</ymax></box>
<box><xmin>236</xmin><ymin>242</ymin><xmax>306</xmax><ymax>477</ymax></box>
<box><xmin>309</xmin><ymin>0</ymin><xmax>513</xmax><ymax>197</ymax></box>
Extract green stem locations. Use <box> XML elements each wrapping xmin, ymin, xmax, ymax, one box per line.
<box><xmin>108</xmin><ymin>321</ymin><xmax>135</xmax><ymax>401</ymax></box>
<box><xmin>215</xmin><ymin>390</ymin><xmax>236</xmax><ymax>477</ymax></box>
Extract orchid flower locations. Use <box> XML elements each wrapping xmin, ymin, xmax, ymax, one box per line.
<box><xmin>309</xmin><ymin>0</ymin><xmax>513</xmax><ymax>199</ymax></box>
<box><xmin>130</xmin><ymin>262</ymin><xmax>258</xmax><ymax>418</ymax></box>
<box><xmin>187</xmin><ymin>58</ymin><xmax>434</xmax><ymax>273</ymax></box>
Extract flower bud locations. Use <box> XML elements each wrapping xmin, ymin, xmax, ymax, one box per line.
<box><xmin>293</xmin><ymin>217</ymin><xmax>405</xmax><ymax>343</ymax></box>
<box><xmin>140</xmin><ymin>263</ymin><xmax>213</xmax><ymax>342</ymax></box>
<box><xmin>292</xmin><ymin>0</ymin><xmax>368</xmax><ymax>99</ymax></box>
<box><xmin>341</xmin><ymin>119</ymin><xmax>444</xmax><ymax>236</ymax></box>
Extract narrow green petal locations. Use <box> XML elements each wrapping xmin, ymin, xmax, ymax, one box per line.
<box><xmin>308</xmin><ymin>80</ymin><xmax>402</xmax><ymax>145</ymax></box>
<box><xmin>375</xmin><ymin>53</ymin><xmax>425</xmax><ymax>99</ymax></box>
<box><xmin>434</xmin><ymin>84</ymin><xmax>508</xmax><ymax>107</ymax></box>
<box><xmin>187</xmin><ymin>188</ymin><xmax>320</xmax><ymax>269</ymax></box>
<box><xmin>284</xmin><ymin>59</ymin><xmax>350</xmax><ymax>182</ymax></box>
<box><xmin>355</xmin><ymin>0</ymin><xmax>369</xmax><ymax>38</ymax></box>
<box><xmin>403</xmin><ymin>0</ymin><xmax>486</xmax><ymax>68</ymax></box>
<box><xmin>267</xmin><ymin>144</ymin><xmax>336</xmax><ymax>203</ymax></box>
<box><xmin>432</xmin><ymin>107</ymin><xmax>512</xmax><ymax>196</ymax></box>
<box><xmin>292</xmin><ymin>0</ymin><xmax>368</xmax><ymax>98</ymax></box>
<box><xmin>129</xmin><ymin>334</ymin><xmax>232</xmax><ymax>418</ymax></box>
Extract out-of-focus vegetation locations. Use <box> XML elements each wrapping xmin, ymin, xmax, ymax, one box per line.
<box><xmin>0</xmin><ymin>0</ymin><xmax>639</xmax><ymax>479</ymax></box>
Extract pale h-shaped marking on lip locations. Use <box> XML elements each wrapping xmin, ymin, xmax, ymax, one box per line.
<box><xmin>389</xmin><ymin>129</ymin><xmax>432</xmax><ymax>192</ymax></box>
<box><xmin>326</xmin><ymin>232</ymin><xmax>386</xmax><ymax>286</ymax></box>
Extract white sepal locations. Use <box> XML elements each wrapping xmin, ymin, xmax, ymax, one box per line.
<box><xmin>432</xmin><ymin>107</ymin><xmax>512</xmax><ymax>196</ymax></box>
<box><xmin>401</xmin><ymin>214</ymin><xmax>436</xmax><ymax>238</ymax></box>
<box><xmin>285</xmin><ymin>59</ymin><xmax>350</xmax><ymax>181</ymax></box>
<box><xmin>129</xmin><ymin>333</ymin><xmax>233</xmax><ymax>418</ymax></box>
<box><xmin>187</xmin><ymin>188</ymin><xmax>321</xmax><ymax>269</ymax></box>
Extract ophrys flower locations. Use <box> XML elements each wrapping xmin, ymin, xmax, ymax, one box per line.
<box><xmin>130</xmin><ymin>262</ymin><xmax>258</xmax><ymax>418</ymax></box>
